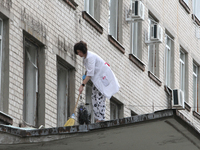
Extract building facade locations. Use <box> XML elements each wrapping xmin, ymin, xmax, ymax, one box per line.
<box><xmin>0</xmin><ymin>0</ymin><xmax>200</xmax><ymax>130</ymax></box>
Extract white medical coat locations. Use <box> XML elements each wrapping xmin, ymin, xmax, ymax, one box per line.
<box><xmin>83</xmin><ymin>51</ymin><xmax>120</xmax><ymax>99</ymax></box>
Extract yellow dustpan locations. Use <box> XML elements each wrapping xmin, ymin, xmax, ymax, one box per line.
<box><xmin>64</xmin><ymin>94</ymin><xmax>80</xmax><ymax>127</ymax></box>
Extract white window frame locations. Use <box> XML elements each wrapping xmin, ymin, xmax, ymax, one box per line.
<box><xmin>148</xmin><ymin>18</ymin><xmax>159</xmax><ymax>76</ymax></box>
<box><xmin>131</xmin><ymin>22</ymin><xmax>139</xmax><ymax>56</ymax></box>
<box><xmin>0</xmin><ymin>18</ymin><xmax>3</xmax><ymax>102</ymax></box>
<box><xmin>57</xmin><ymin>64</ymin><xmax>69</xmax><ymax>127</ymax></box>
<box><xmin>193</xmin><ymin>63</ymin><xmax>198</xmax><ymax>112</ymax></box>
<box><xmin>193</xmin><ymin>0</ymin><xmax>200</xmax><ymax>19</ymax></box>
<box><xmin>180</xmin><ymin>50</ymin><xmax>185</xmax><ymax>93</ymax></box>
<box><xmin>165</xmin><ymin>36</ymin><xmax>172</xmax><ymax>87</ymax></box>
<box><xmin>109</xmin><ymin>0</ymin><xmax>119</xmax><ymax>40</ymax></box>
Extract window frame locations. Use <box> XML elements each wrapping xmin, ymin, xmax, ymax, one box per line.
<box><xmin>180</xmin><ymin>50</ymin><xmax>185</xmax><ymax>93</ymax></box>
<box><xmin>192</xmin><ymin>0</ymin><xmax>200</xmax><ymax>25</ymax></box>
<box><xmin>57</xmin><ymin>63</ymin><xmax>70</xmax><ymax>127</ymax></box>
<box><xmin>193</xmin><ymin>63</ymin><xmax>198</xmax><ymax>112</ymax></box>
<box><xmin>0</xmin><ymin>18</ymin><xmax>3</xmax><ymax>105</ymax></box>
<box><xmin>23</xmin><ymin>39</ymin><xmax>39</xmax><ymax>127</ymax></box>
<box><xmin>165</xmin><ymin>35</ymin><xmax>172</xmax><ymax>87</ymax></box>
<box><xmin>148</xmin><ymin>17</ymin><xmax>160</xmax><ymax>77</ymax></box>
<box><xmin>110</xmin><ymin>98</ymin><xmax>123</xmax><ymax>120</ymax></box>
<box><xmin>108</xmin><ymin>0</ymin><xmax>124</xmax><ymax>53</ymax></box>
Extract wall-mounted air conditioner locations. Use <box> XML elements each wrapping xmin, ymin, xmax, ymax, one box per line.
<box><xmin>126</xmin><ymin>0</ymin><xmax>145</xmax><ymax>22</ymax></box>
<box><xmin>150</xmin><ymin>24</ymin><xmax>163</xmax><ymax>42</ymax></box>
<box><xmin>172</xmin><ymin>89</ymin><xmax>185</xmax><ymax>109</ymax></box>
<box><xmin>145</xmin><ymin>24</ymin><xmax>163</xmax><ymax>44</ymax></box>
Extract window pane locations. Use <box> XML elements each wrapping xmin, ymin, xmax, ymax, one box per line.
<box><xmin>131</xmin><ymin>23</ymin><xmax>138</xmax><ymax>56</ymax></box>
<box><xmin>193</xmin><ymin>0</ymin><xmax>200</xmax><ymax>19</ymax></box>
<box><xmin>57</xmin><ymin>65</ymin><xmax>69</xmax><ymax>127</ymax></box>
<box><xmin>184</xmin><ymin>0</ymin><xmax>188</xmax><ymax>5</ymax></box>
<box><xmin>24</xmin><ymin>42</ymin><xmax>38</xmax><ymax>126</ymax></box>
<box><xmin>0</xmin><ymin>19</ymin><xmax>2</xmax><ymax>36</ymax></box>
<box><xmin>109</xmin><ymin>0</ymin><xmax>118</xmax><ymax>39</ymax></box>
<box><xmin>110</xmin><ymin>101</ymin><xmax>118</xmax><ymax>120</ymax></box>
<box><xmin>193</xmin><ymin>64</ymin><xmax>198</xmax><ymax>111</ymax></box>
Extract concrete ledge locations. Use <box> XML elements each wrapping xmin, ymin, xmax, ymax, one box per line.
<box><xmin>0</xmin><ymin>111</ymin><xmax>13</xmax><ymax>125</ymax></box>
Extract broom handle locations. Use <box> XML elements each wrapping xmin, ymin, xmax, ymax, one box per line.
<box><xmin>73</xmin><ymin>93</ymin><xmax>80</xmax><ymax>114</ymax></box>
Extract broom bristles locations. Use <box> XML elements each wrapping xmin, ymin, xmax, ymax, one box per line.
<box><xmin>64</xmin><ymin>118</ymin><xmax>75</xmax><ymax>127</ymax></box>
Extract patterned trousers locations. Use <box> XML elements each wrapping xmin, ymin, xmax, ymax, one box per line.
<box><xmin>91</xmin><ymin>85</ymin><xmax>106</xmax><ymax>121</ymax></box>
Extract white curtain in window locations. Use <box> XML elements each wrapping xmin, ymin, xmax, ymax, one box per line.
<box><xmin>57</xmin><ymin>65</ymin><xmax>69</xmax><ymax>127</ymax></box>
<box><xmin>24</xmin><ymin>42</ymin><xmax>38</xmax><ymax>126</ymax></box>
<box><xmin>109</xmin><ymin>0</ymin><xmax>118</xmax><ymax>39</ymax></box>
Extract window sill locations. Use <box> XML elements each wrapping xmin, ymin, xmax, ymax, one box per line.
<box><xmin>192</xmin><ymin>14</ymin><xmax>200</xmax><ymax>26</ymax></box>
<box><xmin>193</xmin><ymin>111</ymin><xmax>200</xmax><ymax>120</ymax></box>
<box><xmin>148</xmin><ymin>71</ymin><xmax>162</xmax><ymax>86</ymax></box>
<box><xmin>184</xmin><ymin>102</ymin><xmax>191</xmax><ymax>112</ymax></box>
<box><xmin>63</xmin><ymin>0</ymin><xmax>78</xmax><ymax>10</ymax></box>
<box><xmin>108</xmin><ymin>35</ymin><xmax>125</xmax><ymax>54</ymax></box>
<box><xmin>164</xmin><ymin>85</ymin><xmax>172</xmax><ymax>96</ymax></box>
<box><xmin>0</xmin><ymin>111</ymin><xmax>13</xmax><ymax>125</ymax></box>
<box><xmin>179</xmin><ymin>0</ymin><xmax>190</xmax><ymax>14</ymax></box>
<box><xmin>129</xmin><ymin>54</ymin><xmax>145</xmax><ymax>71</ymax></box>
<box><xmin>82</xmin><ymin>11</ymin><xmax>103</xmax><ymax>34</ymax></box>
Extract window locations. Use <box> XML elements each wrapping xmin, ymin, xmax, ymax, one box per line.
<box><xmin>0</xmin><ymin>18</ymin><xmax>2</xmax><ymax>106</ymax></box>
<box><xmin>148</xmin><ymin>17</ymin><xmax>159</xmax><ymax>77</ymax></box>
<box><xmin>57</xmin><ymin>64</ymin><xmax>69</xmax><ymax>127</ymax></box>
<box><xmin>110</xmin><ymin>98</ymin><xmax>123</xmax><ymax>120</ymax></box>
<box><xmin>131</xmin><ymin>22</ymin><xmax>142</xmax><ymax>59</ymax></box>
<box><xmin>165</xmin><ymin>36</ymin><xmax>172</xmax><ymax>87</ymax></box>
<box><xmin>0</xmin><ymin>14</ymin><xmax>10</xmax><ymax>114</ymax></box>
<box><xmin>180</xmin><ymin>50</ymin><xmax>185</xmax><ymax>93</ymax></box>
<box><xmin>23</xmin><ymin>37</ymin><xmax>45</xmax><ymax>127</ymax></box>
<box><xmin>193</xmin><ymin>0</ymin><xmax>200</xmax><ymax>19</ymax></box>
<box><xmin>84</xmin><ymin>0</ymin><xmax>100</xmax><ymax>22</ymax></box>
<box><xmin>109</xmin><ymin>0</ymin><xmax>122</xmax><ymax>42</ymax></box>
<box><xmin>184</xmin><ymin>0</ymin><xmax>189</xmax><ymax>5</ymax></box>
<box><xmin>57</xmin><ymin>56</ymin><xmax>75</xmax><ymax>127</ymax></box>
<box><xmin>193</xmin><ymin>63</ymin><xmax>198</xmax><ymax>112</ymax></box>
<box><xmin>24</xmin><ymin>40</ymin><xmax>39</xmax><ymax>127</ymax></box>
<box><xmin>86</xmin><ymin>81</ymin><xmax>95</xmax><ymax>123</ymax></box>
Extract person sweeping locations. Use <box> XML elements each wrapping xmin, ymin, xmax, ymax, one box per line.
<box><xmin>74</xmin><ymin>41</ymin><xmax>120</xmax><ymax>123</ymax></box>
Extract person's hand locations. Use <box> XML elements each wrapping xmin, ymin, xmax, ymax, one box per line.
<box><xmin>79</xmin><ymin>85</ymin><xmax>84</xmax><ymax>94</ymax></box>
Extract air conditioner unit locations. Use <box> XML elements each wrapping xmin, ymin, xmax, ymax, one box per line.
<box><xmin>172</xmin><ymin>89</ymin><xmax>185</xmax><ymax>109</ymax></box>
<box><xmin>150</xmin><ymin>24</ymin><xmax>163</xmax><ymax>42</ymax></box>
<box><xmin>126</xmin><ymin>0</ymin><xmax>145</xmax><ymax>22</ymax></box>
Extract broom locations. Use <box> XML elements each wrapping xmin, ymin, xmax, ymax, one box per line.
<box><xmin>64</xmin><ymin>93</ymin><xmax>80</xmax><ymax>127</ymax></box>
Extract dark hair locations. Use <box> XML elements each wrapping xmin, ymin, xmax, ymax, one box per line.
<box><xmin>74</xmin><ymin>41</ymin><xmax>88</xmax><ymax>55</ymax></box>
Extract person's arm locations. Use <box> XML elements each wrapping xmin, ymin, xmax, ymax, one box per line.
<box><xmin>79</xmin><ymin>76</ymin><xmax>91</xmax><ymax>94</ymax></box>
